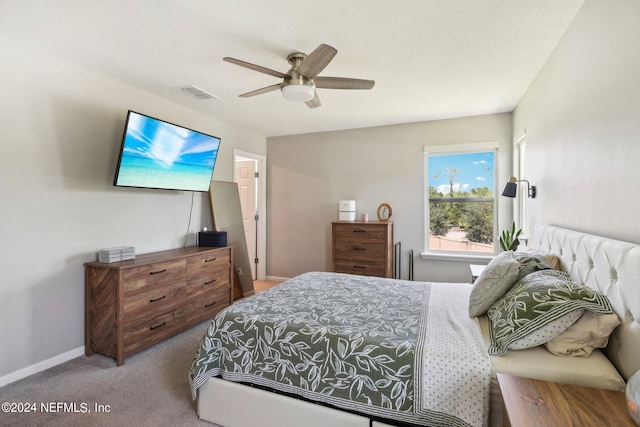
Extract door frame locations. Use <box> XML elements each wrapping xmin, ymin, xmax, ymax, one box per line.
<box><xmin>233</xmin><ymin>149</ymin><xmax>267</xmax><ymax>280</ymax></box>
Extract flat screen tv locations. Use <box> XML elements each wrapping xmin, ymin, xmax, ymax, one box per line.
<box><xmin>113</xmin><ymin>111</ymin><xmax>221</xmax><ymax>192</ymax></box>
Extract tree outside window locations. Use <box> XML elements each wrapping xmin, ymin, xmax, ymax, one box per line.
<box><xmin>425</xmin><ymin>147</ymin><xmax>497</xmax><ymax>254</ymax></box>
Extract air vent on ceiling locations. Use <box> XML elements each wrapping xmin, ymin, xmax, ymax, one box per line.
<box><xmin>174</xmin><ymin>85</ymin><xmax>220</xmax><ymax>100</ymax></box>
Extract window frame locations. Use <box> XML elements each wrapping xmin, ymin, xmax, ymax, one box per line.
<box><xmin>513</xmin><ymin>133</ymin><xmax>527</xmax><ymax>237</ymax></box>
<box><xmin>422</xmin><ymin>142</ymin><xmax>500</xmax><ymax>262</ymax></box>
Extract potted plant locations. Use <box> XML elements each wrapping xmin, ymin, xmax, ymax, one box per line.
<box><xmin>499</xmin><ymin>222</ymin><xmax>522</xmax><ymax>251</ymax></box>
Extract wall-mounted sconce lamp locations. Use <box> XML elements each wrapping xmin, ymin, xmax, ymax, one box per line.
<box><xmin>501</xmin><ymin>176</ymin><xmax>536</xmax><ymax>198</ymax></box>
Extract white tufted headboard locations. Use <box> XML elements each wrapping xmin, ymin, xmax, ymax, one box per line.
<box><xmin>533</xmin><ymin>224</ymin><xmax>640</xmax><ymax>380</ymax></box>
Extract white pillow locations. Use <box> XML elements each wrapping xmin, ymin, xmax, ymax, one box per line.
<box><xmin>544</xmin><ymin>311</ymin><xmax>621</xmax><ymax>357</ymax></box>
<box><xmin>468</xmin><ymin>251</ymin><xmax>519</xmax><ymax>317</ymax></box>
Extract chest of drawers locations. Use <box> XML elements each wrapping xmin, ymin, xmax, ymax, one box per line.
<box><xmin>85</xmin><ymin>246</ymin><xmax>233</xmax><ymax>365</ymax></box>
<box><xmin>332</xmin><ymin>221</ymin><xmax>393</xmax><ymax>278</ymax></box>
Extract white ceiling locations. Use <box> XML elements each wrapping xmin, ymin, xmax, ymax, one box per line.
<box><xmin>0</xmin><ymin>0</ymin><xmax>584</xmax><ymax>137</ymax></box>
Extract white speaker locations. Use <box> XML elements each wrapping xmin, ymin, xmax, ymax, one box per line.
<box><xmin>338</xmin><ymin>200</ymin><xmax>356</xmax><ymax>221</ymax></box>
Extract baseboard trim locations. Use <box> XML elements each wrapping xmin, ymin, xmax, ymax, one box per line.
<box><xmin>0</xmin><ymin>346</ymin><xmax>85</xmax><ymax>388</ymax></box>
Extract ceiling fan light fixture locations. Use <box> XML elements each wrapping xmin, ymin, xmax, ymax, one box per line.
<box><xmin>281</xmin><ymin>84</ymin><xmax>315</xmax><ymax>102</ymax></box>
<box><xmin>225</xmin><ymin>44</ymin><xmax>374</xmax><ymax>108</ymax></box>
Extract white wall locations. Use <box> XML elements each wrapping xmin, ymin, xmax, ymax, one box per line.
<box><xmin>267</xmin><ymin>113</ymin><xmax>513</xmax><ymax>283</ymax></box>
<box><xmin>0</xmin><ymin>37</ymin><xmax>266</xmax><ymax>380</ymax></box>
<box><xmin>514</xmin><ymin>0</ymin><xmax>640</xmax><ymax>242</ymax></box>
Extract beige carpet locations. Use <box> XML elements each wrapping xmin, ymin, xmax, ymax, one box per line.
<box><xmin>0</xmin><ymin>281</ymin><xmax>284</xmax><ymax>427</ymax></box>
<box><xmin>0</xmin><ymin>320</ymin><xmax>216</xmax><ymax>427</ymax></box>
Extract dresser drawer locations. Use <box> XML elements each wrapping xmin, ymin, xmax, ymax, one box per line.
<box><xmin>187</xmin><ymin>249</ymin><xmax>231</xmax><ymax>279</ymax></box>
<box><xmin>334</xmin><ymin>240</ymin><xmax>386</xmax><ymax>261</ymax></box>
<box><xmin>187</xmin><ymin>283</ymin><xmax>231</xmax><ymax>326</ymax></box>
<box><xmin>187</xmin><ymin>270</ymin><xmax>230</xmax><ymax>299</ymax></box>
<box><xmin>122</xmin><ymin>258</ymin><xmax>186</xmax><ymax>295</ymax></box>
<box><xmin>334</xmin><ymin>259</ymin><xmax>386</xmax><ymax>277</ymax></box>
<box><xmin>333</xmin><ymin>223</ymin><xmax>388</xmax><ymax>242</ymax></box>
<box><xmin>123</xmin><ymin>282</ymin><xmax>187</xmax><ymax>320</ymax></box>
<box><xmin>123</xmin><ymin>308</ymin><xmax>187</xmax><ymax>356</ymax></box>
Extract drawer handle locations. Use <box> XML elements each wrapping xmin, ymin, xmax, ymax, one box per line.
<box><xmin>204</xmin><ymin>301</ymin><xmax>217</xmax><ymax>308</ymax></box>
<box><xmin>353</xmin><ymin>229</ymin><xmax>366</xmax><ymax>233</ymax></box>
<box><xmin>204</xmin><ymin>279</ymin><xmax>217</xmax><ymax>285</ymax></box>
<box><xmin>149</xmin><ymin>295</ymin><xmax>166</xmax><ymax>303</ymax></box>
<box><xmin>149</xmin><ymin>321</ymin><xmax>166</xmax><ymax>330</ymax></box>
<box><xmin>204</xmin><ymin>257</ymin><xmax>217</xmax><ymax>263</ymax></box>
<box><xmin>353</xmin><ymin>265</ymin><xmax>367</xmax><ymax>269</ymax></box>
<box><xmin>149</xmin><ymin>269</ymin><xmax>167</xmax><ymax>275</ymax></box>
<box><xmin>353</xmin><ymin>247</ymin><xmax>366</xmax><ymax>251</ymax></box>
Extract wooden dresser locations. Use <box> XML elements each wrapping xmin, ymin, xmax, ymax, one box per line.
<box><xmin>85</xmin><ymin>246</ymin><xmax>233</xmax><ymax>365</ymax></box>
<box><xmin>332</xmin><ymin>221</ymin><xmax>393</xmax><ymax>278</ymax></box>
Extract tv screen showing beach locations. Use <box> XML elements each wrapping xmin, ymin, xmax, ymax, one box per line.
<box><xmin>114</xmin><ymin>111</ymin><xmax>221</xmax><ymax>192</ymax></box>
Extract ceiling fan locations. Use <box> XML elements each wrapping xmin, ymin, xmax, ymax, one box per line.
<box><xmin>223</xmin><ymin>44</ymin><xmax>375</xmax><ymax>108</ymax></box>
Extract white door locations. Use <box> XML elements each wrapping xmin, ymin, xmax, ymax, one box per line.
<box><xmin>235</xmin><ymin>159</ymin><xmax>257</xmax><ymax>279</ymax></box>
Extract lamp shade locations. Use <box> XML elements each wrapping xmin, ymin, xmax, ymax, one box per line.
<box><xmin>501</xmin><ymin>181</ymin><xmax>518</xmax><ymax>198</ymax></box>
<box><xmin>281</xmin><ymin>84</ymin><xmax>315</xmax><ymax>102</ymax></box>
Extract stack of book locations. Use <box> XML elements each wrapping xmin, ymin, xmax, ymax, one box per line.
<box><xmin>99</xmin><ymin>246</ymin><xmax>135</xmax><ymax>263</ymax></box>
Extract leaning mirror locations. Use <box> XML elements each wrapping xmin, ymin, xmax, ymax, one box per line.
<box><xmin>209</xmin><ymin>180</ymin><xmax>255</xmax><ymax>298</ymax></box>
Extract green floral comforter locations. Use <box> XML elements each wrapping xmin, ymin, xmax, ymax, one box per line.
<box><xmin>189</xmin><ymin>272</ymin><xmax>490</xmax><ymax>427</ymax></box>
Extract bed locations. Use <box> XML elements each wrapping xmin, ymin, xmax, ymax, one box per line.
<box><xmin>189</xmin><ymin>225</ymin><xmax>640</xmax><ymax>427</ymax></box>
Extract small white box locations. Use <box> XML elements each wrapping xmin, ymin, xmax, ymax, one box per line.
<box><xmin>339</xmin><ymin>211</ymin><xmax>357</xmax><ymax>221</ymax></box>
<box><xmin>339</xmin><ymin>200</ymin><xmax>356</xmax><ymax>211</ymax></box>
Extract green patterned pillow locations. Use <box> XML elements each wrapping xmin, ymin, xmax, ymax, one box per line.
<box><xmin>513</xmin><ymin>252</ymin><xmax>554</xmax><ymax>281</ymax></box>
<box><xmin>487</xmin><ymin>269</ymin><xmax>614</xmax><ymax>356</ymax></box>
<box><xmin>469</xmin><ymin>251</ymin><xmax>520</xmax><ymax>317</ymax></box>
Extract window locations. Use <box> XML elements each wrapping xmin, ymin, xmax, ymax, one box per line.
<box><xmin>424</xmin><ymin>143</ymin><xmax>498</xmax><ymax>255</ymax></box>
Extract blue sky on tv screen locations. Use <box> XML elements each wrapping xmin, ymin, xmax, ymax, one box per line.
<box><xmin>123</xmin><ymin>112</ymin><xmax>219</xmax><ymax>168</ymax></box>
<box><xmin>429</xmin><ymin>151</ymin><xmax>494</xmax><ymax>194</ymax></box>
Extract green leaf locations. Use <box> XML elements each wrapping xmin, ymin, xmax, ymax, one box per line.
<box><xmin>499</xmin><ymin>221</ymin><xmax>522</xmax><ymax>251</ymax></box>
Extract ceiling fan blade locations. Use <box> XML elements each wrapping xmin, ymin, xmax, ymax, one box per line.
<box><xmin>297</xmin><ymin>44</ymin><xmax>337</xmax><ymax>78</ymax></box>
<box><xmin>305</xmin><ymin>91</ymin><xmax>321</xmax><ymax>109</ymax></box>
<box><xmin>239</xmin><ymin>84</ymin><xmax>282</xmax><ymax>98</ymax></box>
<box><xmin>315</xmin><ymin>77</ymin><xmax>375</xmax><ymax>90</ymax></box>
<box><xmin>223</xmin><ymin>57</ymin><xmax>287</xmax><ymax>79</ymax></box>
